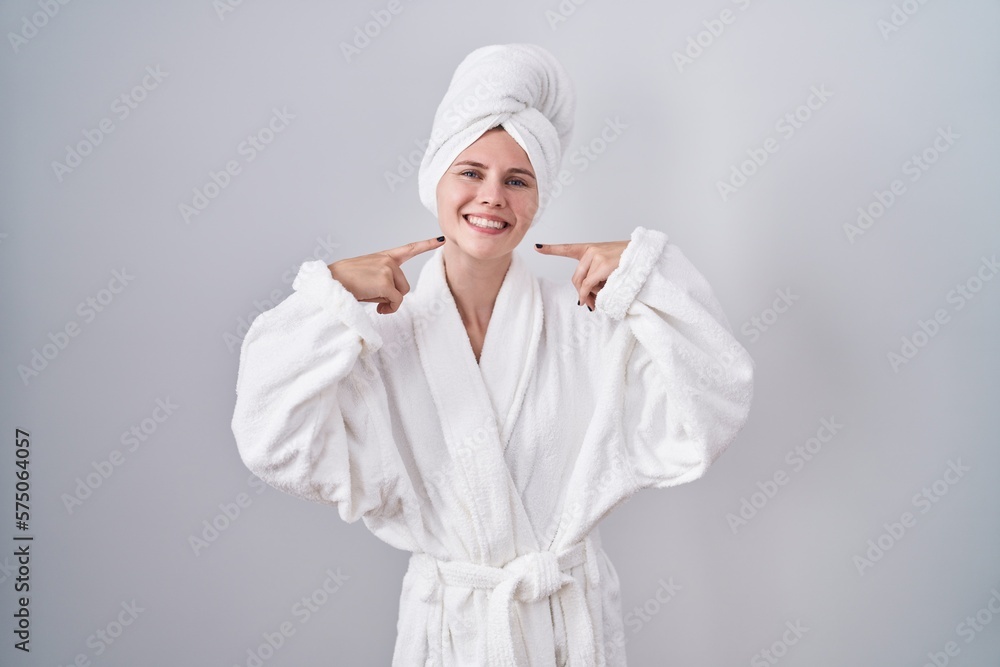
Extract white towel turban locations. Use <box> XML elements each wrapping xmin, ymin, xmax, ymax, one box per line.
<box><xmin>418</xmin><ymin>43</ymin><xmax>576</xmax><ymax>228</ymax></box>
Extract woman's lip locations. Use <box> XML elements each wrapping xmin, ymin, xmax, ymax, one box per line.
<box><xmin>464</xmin><ymin>215</ymin><xmax>510</xmax><ymax>235</ymax></box>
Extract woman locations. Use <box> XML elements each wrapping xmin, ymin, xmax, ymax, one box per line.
<box><xmin>231</xmin><ymin>43</ymin><xmax>754</xmax><ymax>666</ymax></box>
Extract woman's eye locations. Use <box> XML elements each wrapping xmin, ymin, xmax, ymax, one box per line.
<box><xmin>459</xmin><ymin>170</ymin><xmax>527</xmax><ymax>187</ymax></box>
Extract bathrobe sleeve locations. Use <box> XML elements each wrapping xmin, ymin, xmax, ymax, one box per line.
<box><xmin>594</xmin><ymin>226</ymin><xmax>754</xmax><ymax>489</ymax></box>
<box><xmin>231</xmin><ymin>259</ymin><xmax>396</xmax><ymax>524</ymax></box>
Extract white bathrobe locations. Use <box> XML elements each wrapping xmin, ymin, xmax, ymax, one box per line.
<box><xmin>231</xmin><ymin>225</ymin><xmax>754</xmax><ymax>666</ymax></box>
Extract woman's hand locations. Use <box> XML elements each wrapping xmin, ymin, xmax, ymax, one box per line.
<box><xmin>534</xmin><ymin>240</ymin><xmax>630</xmax><ymax>311</ymax></box>
<box><xmin>328</xmin><ymin>236</ymin><xmax>446</xmax><ymax>315</ymax></box>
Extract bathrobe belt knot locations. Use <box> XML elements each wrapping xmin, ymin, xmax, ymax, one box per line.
<box><xmin>410</xmin><ymin>536</ymin><xmax>602</xmax><ymax>666</ymax></box>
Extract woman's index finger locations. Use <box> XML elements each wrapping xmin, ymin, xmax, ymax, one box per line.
<box><xmin>534</xmin><ymin>242</ymin><xmax>588</xmax><ymax>259</ymax></box>
<box><xmin>384</xmin><ymin>236</ymin><xmax>445</xmax><ymax>265</ymax></box>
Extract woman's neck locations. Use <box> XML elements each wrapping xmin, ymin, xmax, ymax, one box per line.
<box><xmin>442</xmin><ymin>249</ymin><xmax>511</xmax><ymax>333</ymax></box>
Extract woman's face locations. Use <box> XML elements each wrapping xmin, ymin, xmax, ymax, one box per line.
<box><xmin>435</xmin><ymin>127</ymin><xmax>538</xmax><ymax>262</ymax></box>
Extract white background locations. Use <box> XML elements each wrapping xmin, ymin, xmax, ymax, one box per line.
<box><xmin>2</xmin><ymin>0</ymin><xmax>998</xmax><ymax>665</ymax></box>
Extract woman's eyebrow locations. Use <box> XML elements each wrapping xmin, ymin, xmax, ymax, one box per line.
<box><xmin>453</xmin><ymin>160</ymin><xmax>535</xmax><ymax>178</ymax></box>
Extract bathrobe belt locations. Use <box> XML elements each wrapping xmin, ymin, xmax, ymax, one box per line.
<box><xmin>409</xmin><ymin>536</ymin><xmax>603</xmax><ymax>666</ymax></box>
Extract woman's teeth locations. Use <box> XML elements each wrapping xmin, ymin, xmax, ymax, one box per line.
<box><xmin>465</xmin><ymin>215</ymin><xmax>508</xmax><ymax>230</ymax></box>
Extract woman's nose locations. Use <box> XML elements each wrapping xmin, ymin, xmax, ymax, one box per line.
<box><xmin>478</xmin><ymin>178</ymin><xmax>506</xmax><ymax>206</ymax></box>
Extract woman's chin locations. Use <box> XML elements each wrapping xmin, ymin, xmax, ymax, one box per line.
<box><xmin>450</xmin><ymin>236</ymin><xmax>513</xmax><ymax>261</ymax></box>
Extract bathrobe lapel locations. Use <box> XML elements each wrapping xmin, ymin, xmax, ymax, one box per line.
<box><xmin>478</xmin><ymin>251</ymin><xmax>544</xmax><ymax>454</ymax></box>
<box><xmin>411</xmin><ymin>247</ymin><xmax>544</xmax><ymax>564</ymax></box>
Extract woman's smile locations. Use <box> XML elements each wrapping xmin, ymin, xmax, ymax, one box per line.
<box><xmin>464</xmin><ymin>214</ymin><xmax>511</xmax><ymax>235</ymax></box>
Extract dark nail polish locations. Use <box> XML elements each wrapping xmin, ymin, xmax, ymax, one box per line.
<box><xmin>436</xmin><ymin>236</ymin><xmax>445</xmax><ymax>242</ymax></box>
<box><xmin>587</xmin><ymin>305</ymin><xmax>593</xmax><ymax>312</ymax></box>
<box><xmin>535</xmin><ymin>243</ymin><xmax>543</xmax><ymax>248</ymax></box>
<box><xmin>577</xmin><ymin>300</ymin><xmax>580</xmax><ymax>306</ymax></box>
